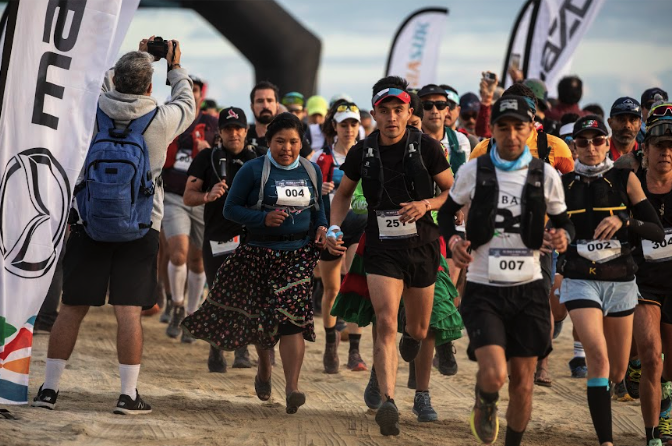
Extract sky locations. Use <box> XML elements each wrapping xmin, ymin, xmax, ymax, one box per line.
<box><xmin>5</xmin><ymin>0</ymin><xmax>672</xmax><ymax>116</ymax></box>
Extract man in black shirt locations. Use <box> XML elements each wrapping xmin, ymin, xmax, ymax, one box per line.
<box><xmin>327</xmin><ymin>76</ymin><xmax>453</xmax><ymax>436</ymax></box>
<box><xmin>184</xmin><ymin>107</ymin><xmax>260</xmax><ymax>372</ymax></box>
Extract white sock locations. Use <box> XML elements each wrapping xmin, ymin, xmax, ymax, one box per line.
<box><xmin>119</xmin><ymin>363</ymin><xmax>141</xmax><ymax>398</ymax></box>
<box><xmin>44</xmin><ymin>358</ymin><xmax>67</xmax><ymax>392</ymax></box>
<box><xmin>574</xmin><ymin>341</ymin><xmax>585</xmax><ymax>358</ymax></box>
<box><xmin>168</xmin><ymin>261</ymin><xmax>187</xmax><ymax>305</ymax></box>
<box><xmin>187</xmin><ymin>271</ymin><xmax>206</xmax><ymax>315</ymax></box>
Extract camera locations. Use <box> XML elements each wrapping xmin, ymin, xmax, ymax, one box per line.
<box><xmin>484</xmin><ymin>72</ymin><xmax>497</xmax><ymax>82</ymax></box>
<box><xmin>147</xmin><ymin>37</ymin><xmax>170</xmax><ymax>60</ymax></box>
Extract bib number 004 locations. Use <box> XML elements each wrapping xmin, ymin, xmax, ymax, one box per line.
<box><xmin>275</xmin><ymin>180</ymin><xmax>310</xmax><ymax>207</ymax></box>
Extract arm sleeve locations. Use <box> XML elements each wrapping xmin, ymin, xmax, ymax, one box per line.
<box><xmin>475</xmin><ymin>103</ymin><xmax>492</xmax><ymax>138</ymax></box>
<box><xmin>351</xmin><ymin>181</ymin><xmax>368</xmax><ymax>215</ymax></box>
<box><xmin>630</xmin><ymin>199</ymin><xmax>665</xmax><ymax>242</ymax></box>
<box><xmin>223</xmin><ymin>163</ymin><xmax>267</xmax><ymax>229</ymax></box>
<box><xmin>437</xmin><ymin>196</ymin><xmax>464</xmax><ymax>240</ymax></box>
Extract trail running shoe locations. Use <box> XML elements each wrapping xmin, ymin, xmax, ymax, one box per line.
<box><xmin>166</xmin><ymin>305</ymin><xmax>185</xmax><ymax>338</ymax></box>
<box><xmin>113</xmin><ymin>391</ymin><xmax>152</xmax><ymax>415</ymax></box>
<box><xmin>364</xmin><ymin>367</ymin><xmax>382</xmax><ymax>410</ymax></box>
<box><xmin>398</xmin><ymin>308</ymin><xmax>420</xmax><ymax>362</ymax></box>
<box><xmin>612</xmin><ymin>379</ymin><xmax>634</xmax><ymax>402</ymax></box>
<box><xmin>625</xmin><ymin>360</ymin><xmax>641</xmax><ymax>399</ymax></box>
<box><xmin>323</xmin><ymin>337</ymin><xmax>339</xmax><ymax>374</ymax></box>
<box><xmin>648</xmin><ymin>439</ymin><xmax>663</xmax><ymax>446</ymax></box>
<box><xmin>553</xmin><ymin>319</ymin><xmax>564</xmax><ymax>339</ymax></box>
<box><xmin>232</xmin><ymin>346</ymin><xmax>253</xmax><ymax>368</ymax></box>
<box><xmin>181</xmin><ymin>330</ymin><xmax>196</xmax><ymax>344</ymax></box>
<box><xmin>375</xmin><ymin>398</ymin><xmax>400</xmax><ymax>436</ymax></box>
<box><xmin>208</xmin><ymin>346</ymin><xmax>227</xmax><ymax>373</ymax></box>
<box><xmin>470</xmin><ymin>387</ymin><xmax>499</xmax><ymax>445</ymax></box>
<box><xmin>436</xmin><ymin>341</ymin><xmax>458</xmax><ymax>376</ymax></box>
<box><xmin>408</xmin><ymin>360</ymin><xmax>417</xmax><ymax>389</ymax></box>
<box><xmin>346</xmin><ymin>349</ymin><xmax>367</xmax><ymax>371</ymax></box>
<box><xmin>31</xmin><ymin>385</ymin><xmax>58</xmax><ymax>410</ymax></box>
<box><xmin>413</xmin><ymin>391</ymin><xmax>438</xmax><ymax>422</ymax></box>
<box><xmin>159</xmin><ymin>298</ymin><xmax>173</xmax><ymax>324</ymax></box>
<box><xmin>569</xmin><ymin>356</ymin><xmax>588</xmax><ymax>378</ymax></box>
<box><xmin>659</xmin><ymin>416</ymin><xmax>672</xmax><ymax>444</ymax></box>
<box><xmin>661</xmin><ymin>381</ymin><xmax>672</xmax><ymax>418</ymax></box>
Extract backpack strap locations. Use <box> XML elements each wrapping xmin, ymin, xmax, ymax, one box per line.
<box><xmin>486</xmin><ymin>137</ymin><xmax>494</xmax><ymax>154</ymax></box>
<box><xmin>253</xmin><ymin>156</ymin><xmax>321</xmax><ymax>211</ymax></box>
<box><xmin>254</xmin><ymin>155</ymin><xmax>272</xmax><ymax>210</ymax></box>
<box><xmin>127</xmin><ymin>108</ymin><xmax>158</xmax><ymax>135</ymax></box>
<box><xmin>298</xmin><ymin>157</ymin><xmax>320</xmax><ymax>212</ymax></box>
<box><xmin>520</xmin><ymin>157</ymin><xmax>547</xmax><ymax>249</ymax></box>
<box><xmin>537</xmin><ymin>130</ymin><xmax>550</xmax><ymax>163</ymax></box>
<box><xmin>96</xmin><ymin>107</ymin><xmax>115</xmax><ymax>133</ymax></box>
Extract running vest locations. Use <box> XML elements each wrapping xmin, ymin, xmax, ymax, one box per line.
<box><xmin>633</xmin><ymin>169</ymin><xmax>672</xmax><ymax>293</ymax></box>
<box><xmin>466</xmin><ymin>153</ymin><xmax>547</xmax><ymax>251</ymax></box>
<box><xmin>360</xmin><ymin>128</ymin><xmax>434</xmax><ymax>210</ymax></box>
<box><xmin>559</xmin><ymin>167</ymin><xmax>635</xmax><ymax>281</ymax></box>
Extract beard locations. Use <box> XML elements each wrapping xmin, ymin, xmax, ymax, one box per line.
<box><xmin>255</xmin><ymin>110</ymin><xmax>274</xmax><ymax>125</ymax></box>
<box><xmin>612</xmin><ymin>129</ymin><xmax>637</xmax><ymax>145</ymax></box>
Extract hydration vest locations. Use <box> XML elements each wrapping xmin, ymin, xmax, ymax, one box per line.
<box><xmin>466</xmin><ymin>150</ymin><xmax>547</xmax><ymax>251</ymax></box>
<box><xmin>559</xmin><ymin>167</ymin><xmax>635</xmax><ymax>281</ymax></box>
<box><xmin>360</xmin><ymin>128</ymin><xmax>434</xmax><ymax>210</ymax></box>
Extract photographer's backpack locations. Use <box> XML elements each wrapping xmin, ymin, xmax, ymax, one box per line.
<box><xmin>75</xmin><ymin>107</ymin><xmax>157</xmax><ymax>242</ymax></box>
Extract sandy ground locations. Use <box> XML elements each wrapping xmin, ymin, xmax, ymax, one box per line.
<box><xmin>0</xmin><ymin>305</ymin><xmax>646</xmax><ymax>446</ymax></box>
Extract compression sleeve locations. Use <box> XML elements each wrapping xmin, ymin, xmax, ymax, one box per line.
<box><xmin>629</xmin><ymin>199</ymin><xmax>665</xmax><ymax>242</ymax></box>
<box><xmin>548</xmin><ymin>210</ymin><xmax>576</xmax><ymax>244</ymax></box>
<box><xmin>437</xmin><ymin>196</ymin><xmax>464</xmax><ymax>240</ymax></box>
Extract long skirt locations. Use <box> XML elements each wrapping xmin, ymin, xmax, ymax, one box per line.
<box><xmin>182</xmin><ymin>242</ymin><xmax>319</xmax><ymax>350</ymax></box>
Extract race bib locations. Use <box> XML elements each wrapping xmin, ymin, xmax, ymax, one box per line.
<box><xmin>488</xmin><ymin>248</ymin><xmax>535</xmax><ymax>284</ymax></box>
<box><xmin>577</xmin><ymin>239</ymin><xmax>622</xmax><ymax>263</ymax></box>
<box><xmin>642</xmin><ymin>229</ymin><xmax>672</xmax><ymax>262</ymax></box>
<box><xmin>376</xmin><ymin>210</ymin><xmax>418</xmax><ymax>239</ymax></box>
<box><xmin>173</xmin><ymin>149</ymin><xmax>193</xmax><ymax>172</ymax></box>
<box><xmin>275</xmin><ymin>180</ymin><xmax>310</xmax><ymax>207</ymax></box>
<box><xmin>210</xmin><ymin>237</ymin><xmax>240</xmax><ymax>257</ymax></box>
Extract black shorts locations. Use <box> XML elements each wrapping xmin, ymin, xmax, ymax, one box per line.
<box><xmin>202</xmin><ymin>238</ymin><xmax>232</xmax><ymax>288</ymax></box>
<box><xmin>638</xmin><ymin>289</ymin><xmax>672</xmax><ymax>325</ymax></box>
<box><xmin>321</xmin><ymin>210</ymin><xmax>367</xmax><ymax>261</ymax></box>
<box><xmin>461</xmin><ymin>280</ymin><xmax>551</xmax><ymax>360</ymax></box>
<box><xmin>62</xmin><ymin>227</ymin><xmax>160</xmax><ymax>309</ymax></box>
<box><xmin>364</xmin><ymin>240</ymin><xmax>440</xmax><ymax>289</ymax></box>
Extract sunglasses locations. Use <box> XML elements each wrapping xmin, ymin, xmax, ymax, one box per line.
<box><xmin>650</xmin><ymin>104</ymin><xmax>672</xmax><ymax>119</ymax></box>
<box><xmin>574</xmin><ymin>136</ymin><xmax>607</xmax><ymax>148</ymax></box>
<box><xmin>422</xmin><ymin>100</ymin><xmax>456</xmax><ymax>111</ymax></box>
<box><xmin>336</xmin><ymin>104</ymin><xmax>359</xmax><ymax>113</ymax></box>
<box><xmin>461</xmin><ymin>112</ymin><xmax>478</xmax><ymax>120</ymax></box>
<box><xmin>647</xmin><ymin>121</ymin><xmax>672</xmax><ymax>137</ymax></box>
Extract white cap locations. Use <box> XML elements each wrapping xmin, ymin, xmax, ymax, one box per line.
<box><xmin>334</xmin><ymin>109</ymin><xmax>360</xmax><ymax>123</ymax></box>
<box><xmin>559</xmin><ymin>122</ymin><xmax>575</xmax><ymax>137</ymax></box>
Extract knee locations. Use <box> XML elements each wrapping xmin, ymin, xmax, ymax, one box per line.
<box><xmin>479</xmin><ymin>366</ymin><xmax>507</xmax><ymax>391</ymax></box>
<box><xmin>375</xmin><ymin>316</ymin><xmax>398</xmax><ymax>339</ymax></box>
<box><xmin>509</xmin><ymin>371</ymin><xmax>534</xmax><ymax>395</ymax></box>
<box><xmin>169</xmin><ymin>251</ymin><xmax>187</xmax><ymax>266</ymax></box>
<box><xmin>188</xmin><ymin>259</ymin><xmax>204</xmax><ymax>274</ymax></box>
<box><xmin>405</xmin><ymin>323</ymin><xmax>429</xmax><ymax>342</ymax></box>
<box><xmin>59</xmin><ymin>304</ymin><xmax>89</xmax><ymax>321</ymax></box>
<box><xmin>640</xmin><ymin>349</ymin><xmax>663</xmax><ymax>376</ymax></box>
<box><xmin>321</xmin><ymin>285</ymin><xmax>339</xmax><ymax>302</ymax></box>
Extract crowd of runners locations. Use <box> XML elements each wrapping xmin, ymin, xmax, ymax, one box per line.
<box><xmin>26</xmin><ymin>38</ymin><xmax>672</xmax><ymax>446</ymax></box>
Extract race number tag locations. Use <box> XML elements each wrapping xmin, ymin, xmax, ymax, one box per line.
<box><xmin>577</xmin><ymin>239</ymin><xmax>622</xmax><ymax>263</ymax></box>
<box><xmin>210</xmin><ymin>237</ymin><xmax>240</xmax><ymax>257</ymax></box>
<box><xmin>173</xmin><ymin>149</ymin><xmax>193</xmax><ymax>172</ymax></box>
<box><xmin>275</xmin><ymin>180</ymin><xmax>310</xmax><ymax>207</ymax></box>
<box><xmin>488</xmin><ymin>248</ymin><xmax>535</xmax><ymax>284</ymax></box>
<box><xmin>642</xmin><ymin>229</ymin><xmax>672</xmax><ymax>262</ymax></box>
<box><xmin>376</xmin><ymin>210</ymin><xmax>418</xmax><ymax>239</ymax></box>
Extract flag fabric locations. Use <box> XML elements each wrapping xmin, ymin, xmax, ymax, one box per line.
<box><xmin>502</xmin><ymin>0</ymin><xmax>605</xmax><ymax>93</ymax></box>
<box><xmin>385</xmin><ymin>7</ymin><xmax>448</xmax><ymax>89</ymax></box>
<box><xmin>0</xmin><ymin>0</ymin><xmax>139</xmax><ymax>405</ymax></box>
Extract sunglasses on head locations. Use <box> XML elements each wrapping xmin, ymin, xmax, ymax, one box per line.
<box><xmin>574</xmin><ymin>135</ymin><xmax>607</xmax><ymax>148</ymax></box>
<box><xmin>422</xmin><ymin>100</ymin><xmax>456</xmax><ymax>111</ymax></box>
<box><xmin>650</xmin><ymin>104</ymin><xmax>672</xmax><ymax>119</ymax></box>
<box><xmin>336</xmin><ymin>104</ymin><xmax>359</xmax><ymax>113</ymax></box>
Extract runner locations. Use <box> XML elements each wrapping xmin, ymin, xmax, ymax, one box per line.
<box><xmin>246</xmin><ymin>81</ymin><xmax>280</xmax><ymax>154</ymax></box>
<box><xmin>558</xmin><ymin>115</ymin><xmax>664</xmax><ymax>446</ymax></box>
<box><xmin>183</xmin><ymin>106</ymin><xmax>260</xmax><ymax>372</ymax></box>
<box><xmin>608</xmin><ymin>97</ymin><xmax>642</xmax><ymax>161</ymax></box>
<box><xmin>438</xmin><ymin>95</ymin><xmax>573</xmax><ymax>446</ymax></box>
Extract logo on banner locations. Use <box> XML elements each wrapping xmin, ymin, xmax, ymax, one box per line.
<box><xmin>0</xmin><ymin>149</ymin><xmax>70</xmax><ymax>278</ymax></box>
<box><xmin>540</xmin><ymin>0</ymin><xmax>594</xmax><ymax>80</ymax></box>
<box><xmin>406</xmin><ymin>21</ymin><xmax>430</xmax><ymax>87</ymax></box>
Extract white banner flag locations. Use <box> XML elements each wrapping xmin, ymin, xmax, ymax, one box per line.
<box><xmin>503</xmin><ymin>0</ymin><xmax>605</xmax><ymax>93</ymax></box>
<box><xmin>0</xmin><ymin>0</ymin><xmax>138</xmax><ymax>405</ymax></box>
<box><xmin>385</xmin><ymin>7</ymin><xmax>448</xmax><ymax>89</ymax></box>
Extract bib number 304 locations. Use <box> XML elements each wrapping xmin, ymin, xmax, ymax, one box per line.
<box><xmin>376</xmin><ymin>210</ymin><xmax>418</xmax><ymax>239</ymax></box>
<box><xmin>488</xmin><ymin>248</ymin><xmax>535</xmax><ymax>284</ymax></box>
<box><xmin>642</xmin><ymin>228</ymin><xmax>672</xmax><ymax>263</ymax></box>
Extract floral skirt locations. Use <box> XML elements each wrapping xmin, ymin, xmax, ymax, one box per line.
<box><xmin>182</xmin><ymin>243</ymin><xmax>319</xmax><ymax>350</ymax></box>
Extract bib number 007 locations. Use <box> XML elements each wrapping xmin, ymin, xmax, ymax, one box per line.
<box><xmin>488</xmin><ymin>248</ymin><xmax>535</xmax><ymax>284</ymax></box>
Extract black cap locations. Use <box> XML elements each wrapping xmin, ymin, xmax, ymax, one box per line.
<box><xmin>573</xmin><ymin>115</ymin><xmax>608</xmax><ymax>138</ymax></box>
<box><xmin>418</xmin><ymin>84</ymin><xmax>448</xmax><ymax>99</ymax></box>
<box><xmin>641</xmin><ymin>87</ymin><xmax>668</xmax><ymax>108</ymax></box>
<box><xmin>490</xmin><ymin>95</ymin><xmax>535</xmax><ymax>124</ymax></box>
<box><xmin>218</xmin><ymin>107</ymin><xmax>247</xmax><ymax>129</ymax></box>
<box><xmin>610</xmin><ymin>97</ymin><xmax>641</xmax><ymax>118</ymax></box>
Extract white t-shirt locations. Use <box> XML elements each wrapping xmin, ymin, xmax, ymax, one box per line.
<box><xmin>309</xmin><ymin>123</ymin><xmax>325</xmax><ymax>150</ymax></box>
<box><xmin>441</xmin><ymin>129</ymin><xmax>471</xmax><ymax>161</ymax></box>
<box><xmin>450</xmin><ymin>158</ymin><xmax>567</xmax><ymax>287</ymax></box>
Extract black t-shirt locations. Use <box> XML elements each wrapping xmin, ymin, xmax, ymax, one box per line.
<box><xmin>341</xmin><ymin>131</ymin><xmax>450</xmax><ymax>249</ymax></box>
<box><xmin>187</xmin><ymin>146</ymin><xmax>259</xmax><ymax>242</ymax></box>
<box><xmin>247</xmin><ymin>123</ymin><xmax>314</xmax><ymax>159</ymax></box>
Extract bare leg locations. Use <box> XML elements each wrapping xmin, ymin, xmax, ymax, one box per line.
<box><xmin>114</xmin><ymin>305</ymin><xmax>143</xmax><ymax>364</ymax></box>
<box><xmin>279</xmin><ymin>333</ymin><xmax>305</xmax><ymax>395</ymax></box>
<box><xmin>508</xmin><ymin>357</ymin><xmax>538</xmax><ymax>431</ymax></box>
<box><xmin>47</xmin><ymin>304</ymin><xmax>90</xmax><ymax>360</ymax></box>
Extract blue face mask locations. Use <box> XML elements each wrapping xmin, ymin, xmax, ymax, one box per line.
<box><xmin>266</xmin><ymin>150</ymin><xmax>300</xmax><ymax>170</ymax></box>
<box><xmin>490</xmin><ymin>144</ymin><xmax>533</xmax><ymax>171</ymax></box>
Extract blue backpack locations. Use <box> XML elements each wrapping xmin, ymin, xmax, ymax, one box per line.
<box><xmin>76</xmin><ymin>107</ymin><xmax>157</xmax><ymax>242</ymax></box>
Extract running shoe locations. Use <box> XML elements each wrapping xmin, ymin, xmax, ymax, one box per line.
<box><xmin>568</xmin><ymin>356</ymin><xmax>588</xmax><ymax>378</ymax></box>
<box><xmin>435</xmin><ymin>341</ymin><xmax>458</xmax><ymax>376</ymax></box>
<box><xmin>346</xmin><ymin>349</ymin><xmax>367</xmax><ymax>371</ymax></box>
<box><xmin>375</xmin><ymin>397</ymin><xmax>400</xmax><ymax>436</ymax></box>
<box><xmin>649</xmin><ymin>439</ymin><xmax>663</xmax><ymax>446</ymax></box>
<box><xmin>408</xmin><ymin>360</ymin><xmax>417</xmax><ymax>389</ymax></box>
<box><xmin>661</xmin><ymin>381</ymin><xmax>672</xmax><ymax>418</ymax></box>
<box><xmin>31</xmin><ymin>385</ymin><xmax>58</xmax><ymax>410</ymax></box>
<box><xmin>233</xmin><ymin>346</ymin><xmax>253</xmax><ymax>368</ymax></box>
<box><xmin>113</xmin><ymin>391</ymin><xmax>152</xmax><ymax>415</ymax></box>
<box><xmin>159</xmin><ymin>297</ymin><xmax>173</xmax><ymax>324</ymax></box>
<box><xmin>166</xmin><ymin>305</ymin><xmax>185</xmax><ymax>338</ymax></box>
<box><xmin>323</xmin><ymin>337</ymin><xmax>339</xmax><ymax>374</ymax></box>
<box><xmin>625</xmin><ymin>360</ymin><xmax>642</xmax><ymax>399</ymax></box>
<box><xmin>413</xmin><ymin>391</ymin><xmax>438</xmax><ymax>422</ymax></box>
<box><xmin>612</xmin><ymin>379</ymin><xmax>634</xmax><ymax>402</ymax></box>
<box><xmin>208</xmin><ymin>346</ymin><xmax>227</xmax><ymax>373</ymax></box>
<box><xmin>364</xmin><ymin>367</ymin><xmax>383</xmax><ymax>410</ymax></box>
<box><xmin>398</xmin><ymin>308</ymin><xmax>421</xmax><ymax>362</ymax></box>
<box><xmin>285</xmin><ymin>391</ymin><xmax>306</xmax><ymax>415</ymax></box>
<box><xmin>470</xmin><ymin>386</ymin><xmax>499</xmax><ymax>445</ymax></box>
<box><xmin>553</xmin><ymin>319</ymin><xmax>564</xmax><ymax>340</ymax></box>
<box><xmin>659</xmin><ymin>416</ymin><xmax>672</xmax><ymax>444</ymax></box>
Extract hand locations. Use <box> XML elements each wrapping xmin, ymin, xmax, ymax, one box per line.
<box><xmin>196</xmin><ymin>139</ymin><xmax>211</xmax><ymax>151</ymax></box>
<box><xmin>451</xmin><ymin>239</ymin><xmax>474</xmax><ymax>269</ymax></box>
<box><xmin>399</xmin><ymin>201</ymin><xmax>428</xmax><ymax>224</ymax></box>
<box><xmin>326</xmin><ymin>232</ymin><xmax>346</xmax><ymax>256</ymax></box>
<box><xmin>315</xmin><ymin>226</ymin><xmax>327</xmax><ymax>249</ymax></box>
<box><xmin>138</xmin><ymin>35</ymin><xmax>154</xmax><ymax>54</ymax></box>
<box><xmin>508</xmin><ymin>66</ymin><xmax>524</xmax><ymax>83</ymax></box>
<box><xmin>455</xmin><ymin>210</ymin><xmax>465</xmax><ymax>226</ymax></box>
<box><xmin>167</xmin><ymin>39</ymin><xmax>181</xmax><ymax>66</ymax></box>
<box><xmin>321</xmin><ymin>181</ymin><xmax>335</xmax><ymax>196</ymax></box>
<box><xmin>205</xmin><ymin>180</ymin><xmax>228</xmax><ymax>203</ymax></box>
<box><xmin>479</xmin><ymin>72</ymin><xmax>498</xmax><ymax>105</ymax></box>
<box><xmin>593</xmin><ymin>215</ymin><xmax>623</xmax><ymax>241</ymax></box>
<box><xmin>540</xmin><ymin>230</ymin><xmax>553</xmax><ymax>256</ymax></box>
<box><xmin>264</xmin><ymin>210</ymin><xmax>288</xmax><ymax>227</ymax></box>
<box><xmin>549</xmin><ymin>228</ymin><xmax>568</xmax><ymax>253</ymax></box>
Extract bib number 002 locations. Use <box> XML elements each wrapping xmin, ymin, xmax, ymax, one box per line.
<box><xmin>577</xmin><ymin>239</ymin><xmax>622</xmax><ymax>263</ymax></box>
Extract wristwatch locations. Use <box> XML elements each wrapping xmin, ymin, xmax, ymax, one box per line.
<box><xmin>616</xmin><ymin>211</ymin><xmax>630</xmax><ymax>227</ymax></box>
